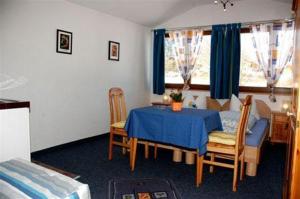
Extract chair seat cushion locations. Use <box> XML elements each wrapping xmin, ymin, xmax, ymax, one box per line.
<box><xmin>111</xmin><ymin>121</ymin><xmax>126</xmax><ymax>128</ymax></box>
<box><xmin>209</xmin><ymin>131</ymin><xmax>236</xmax><ymax>146</ymax></box>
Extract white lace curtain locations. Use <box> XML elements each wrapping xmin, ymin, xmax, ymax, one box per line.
<box><xmin>168</xmin><ymin>29</ymin><xmax>203</xmax><ymax>90</ymax></box>
<box><xmin>251</xmin><ymin>22</ymin><xmax>294</xmax><ymax>102</ymax></box>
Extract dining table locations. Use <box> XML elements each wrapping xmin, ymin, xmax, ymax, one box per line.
<box><xmin>125</xmin><ymin>106</ymin><xmax>223</xmax><ymax>171</ymax></box>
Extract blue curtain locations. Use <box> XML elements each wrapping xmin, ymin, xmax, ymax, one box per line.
<box><xmin>153</xmin><ymin>29</ymin><xmax>166</xmax><ymax>95</ymax></box>
<box><xmin>210</xmin><ymin>23</ymin><xmax>241</xmax><ymax>99</ymax></box>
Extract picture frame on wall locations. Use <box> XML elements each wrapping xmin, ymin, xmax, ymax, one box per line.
<box><xmin>108</xmin><ymin>41</ymin><xmax>120</xmax><ymax>61</ymax></box>
<box><xmin>56</xmin><ymin>29</ymin><xmax>72</xmax><ymax>54</ymax></box>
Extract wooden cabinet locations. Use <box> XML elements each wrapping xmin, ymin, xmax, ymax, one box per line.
<box><xmin>271</xmin><ymin>111</ymin><xmax>289</xmax><ymax>144</ymax></box>
<box><xmin>283</xmin><ymin>116</ymin><xmax>296</xmax><ymax>199</ymax></box>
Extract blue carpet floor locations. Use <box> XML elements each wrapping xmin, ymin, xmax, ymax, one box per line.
<box><xmin>32</xmin><ymin>135</ymin><xmax>285</xmax><ymax>199</ymax></box>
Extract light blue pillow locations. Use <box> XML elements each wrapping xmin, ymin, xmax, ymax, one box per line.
<box><xmin>219</xmin><ymin>111</ymin><xmax>257</xmax><ymax>134</ymax></box>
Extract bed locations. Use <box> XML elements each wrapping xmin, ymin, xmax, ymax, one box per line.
<box><xmin>245</xmin><ymin>118</ymin><xmax>269</xmax><ymax>176</ymax></box>
<box><xmin>0</xmin><ymin>158</ymin><xmax>91</xmax><ymax>199</ymax></box>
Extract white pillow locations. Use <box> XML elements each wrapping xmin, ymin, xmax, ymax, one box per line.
<box><xmin>230</xmin><ymin>94</ymin><xmax>242</xmax><ymax>112</ymax></box>
<box><xmin>230</xmin><ymin>94</ymin><xmax>260</xmax><ymax>119</ymax></box>
<box><xmin>196</xmin><ymin>95</ymin><xmax>206</xmax><ymax>109</ymax></box>
<box><xmin>250</xmin><ymin>99</ymin><xmax>260</xmax><ymax>119</ymax></box>
<box><xmin>183</xmin><ymin>93</ymin><xmax>205</xmax><ymax>109</ymax></box>
<box><xmin>183</xmin><ymin>94</ymin><xmax>195</xmax><ymax>108</ymax></box>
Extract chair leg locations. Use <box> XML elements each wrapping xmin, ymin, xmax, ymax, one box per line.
<box><xmin>129</xmin><ymin>138</ymin><xmax>132</xmax><ymax>167</ymax></box>
<box><xmin>240</xmin><ymin>152</ymin><xmax>245</xmax><ymax>181</ymax></box>
<box><xmin>154</xmin><ymin>144</ymin><xmax>158</xmax><ymax>159</ymax></box>
<box><xmin>130</xmin><ymin>138</ymin><xmax>138</xmax><ymax>171</ymax></box>
<box><xmin>232</xmin><ymin>156</ymin><xmax>239</xmax><ymax>192</ymax></box>
<box><xmin>127</xmin><ymin>138</ymin><xmax>131</xmax><ymax>153</ymax></box>
<box><xmin>196</xmin><ymin>154</ymin><xmax>204</xmax><ymax>187</ymax></box>
<box><xmin>209</xmin><ymin>153</ymin><xmax>215</xmax><ymax>173</ymax></box>
<box><xmin>108</xmin><ymin>132</ymin><xmax>114</xmax><ymax>160</ymax></box>
<box><xmin>144</xmin><ymin>142</ymin><xmax>149</xmax><ymax>159</ymax></box>
<box><xmin>122</xmin><ymin>137</ymin><xmax>127</xmax><ymax>155</ymax></box>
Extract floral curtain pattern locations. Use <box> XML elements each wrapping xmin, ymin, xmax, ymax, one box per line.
<box><xmin>168</xmin><ymin>29</ymin><xmax>203</xmax><ymax>89</ymax></box>
<box><xmin>251</xmin><ymin>22</ymin><xmax>294</xmax><ymax>102</ymax></box>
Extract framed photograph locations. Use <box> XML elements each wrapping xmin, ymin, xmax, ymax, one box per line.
<box><xmin>108</xmin><ymin>41</ymin><xmax>120</xmax><ymax>61</ymax></box>
<box><xmin>56</xmin><ymin>29</ymin><xmax>72</xmax><ymax>54</ymax></box>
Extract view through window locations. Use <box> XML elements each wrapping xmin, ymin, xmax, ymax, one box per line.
<box><xmin>165</xmin><ymin>37</ymin><xmax>183</xmax><ymax>84</ymax></box>
<box><xmin>165</xmin><ymin>31</ymin><xmax>293</xmax><ymax>88</ymax></box>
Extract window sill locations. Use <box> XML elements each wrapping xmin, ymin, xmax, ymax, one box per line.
<box><xmin>165</xmin><ymin>84</ymin><xmax>292</xmax><ymax>95</ymax></box>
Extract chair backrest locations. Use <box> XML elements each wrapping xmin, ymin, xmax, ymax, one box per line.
<box><xmin>109</xmin><ymin>87</ymin><xmax>127</xmax><ymax>125</ymax></box>
<box><xmin>235</xmin><ymin>95</ymin><xmax>252</xmax><ymax>153</ymax></box>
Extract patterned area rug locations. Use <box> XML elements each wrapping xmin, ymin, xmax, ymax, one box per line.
<box><xmin>32</xmin><ymin>160</ymin><xmax>80</xmax><ymax>179</ymax></box>
<box><xmin>108</xmin><ymin>178</ymin><xmax>181</xmax><ymax>199</ymax></box>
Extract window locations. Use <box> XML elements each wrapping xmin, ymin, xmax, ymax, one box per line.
<box><xmin>165</xmin><ymin>35</ymin><xmax>211</xmax><ymax>85</ymax></box>
<box><xmin>165</xmin><ymin>37</ymin><xmax>183</xmax><ymax>84</ymax></box>
<box><xmin>190</xmin><ymin>35</ymin><xmax>211</xmax><ymax>85</ymax></box>
<box><xmin>165</xmin><ymin>29</ymin><xmax>293</xmax><ymax>91</ymax></box>
<box><xmin>240</xmin><ymin>32</ymin><xmax>293</xmax><ymax>88</ymax></box>
<box><xmin>240</xmin><ymin>32</ymin><xmax>267</xmax><ymax>87</ymax></box>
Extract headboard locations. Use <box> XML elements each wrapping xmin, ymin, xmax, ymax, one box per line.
<box><xmin>255</xmin><ymin>99</ymin><xmax>272</xmax><ymax>120</ymax></box>
<box><xmin>206</xmin><ymin>97</ymin><xmax>272</xmax><ymax>120</ymax></box>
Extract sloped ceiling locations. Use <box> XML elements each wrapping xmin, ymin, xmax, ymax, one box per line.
<box><xmin>274</xmin><ymin>0</ymin><xmax>292</xmax><ymax>2</ymax></box>
<box><xmin>67</xmin><ymin>0</ymin><xmax>292</xmax><ymax>27</ymax></box>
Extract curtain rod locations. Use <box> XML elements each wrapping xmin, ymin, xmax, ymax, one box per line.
<box><xmin>152</xmin><ymin>18</ymin><xmax>295</xmax><ymax>32</ymax></box>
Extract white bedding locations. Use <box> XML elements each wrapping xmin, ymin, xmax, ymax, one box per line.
<box><xmin>0</xmin><ymin>158</ymin><xmax>91</xmax><ymax>199</ymax></box>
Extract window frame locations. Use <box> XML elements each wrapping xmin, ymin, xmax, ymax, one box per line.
<box><xmin>164</xmin><ymin>28</ymin><xmax>292</xmax><ymax>95</ymax></box>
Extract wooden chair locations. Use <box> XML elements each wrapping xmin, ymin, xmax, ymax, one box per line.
<box><xmin>196</xmin><ymin>95</ymin><xmax>252</xmax><ymax>192</ymax></box>
<box><xmin>108</xmin><ymin>87</ymin><xmax>151</xmax><ymax>161</ymax></box>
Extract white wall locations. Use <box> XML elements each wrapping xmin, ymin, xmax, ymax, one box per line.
<box><xmin>151</xmin><ymin>0</ymin><xmax>293</xmax><ymax>110</ymax></box>
<box><xmin>151</xmin><ymin>90</ymin><xmax>291</xmax><ymax>112</ymax></box>
<box><xmin>0</xmin><ymin>1</ymin><xmax>3</xmax><ymax>71</ymax></box>
<box><xmin>0</xmin><ymin>0</ymin><xmax>151</xmax><ymax>152</ymax></box>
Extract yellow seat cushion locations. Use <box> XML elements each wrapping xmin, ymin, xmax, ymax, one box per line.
<box><xmin>111</xmin><ymin>121</ymin><xmax>126</xmax><ymax>129</ymax></box>
<box><xmin>208</xmin><ymin>131</ymin><xmax>236</xmax><ymax>146</ymax></box>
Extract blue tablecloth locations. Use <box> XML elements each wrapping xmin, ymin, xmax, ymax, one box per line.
<box><xmin>125</xmin><ymin>106</ymin><xmax>223</xmax><ymax>155</ymax></box>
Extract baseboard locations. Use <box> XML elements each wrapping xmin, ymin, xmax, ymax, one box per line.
<box><xmin>31</xmin><ymin>133</ymin><xmax>109</xmax><ymax>156</ymax></box>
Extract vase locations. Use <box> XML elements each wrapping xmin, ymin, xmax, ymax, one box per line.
<box><xmin>172</xmin><ymin>102</ymin><xmax>183</xmax><ymax>112</ymax></box>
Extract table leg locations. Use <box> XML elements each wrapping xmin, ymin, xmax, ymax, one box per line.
<box><xmin>173</xmin><ymin>149</ymin><xmax>182</xmax><ymax>162</ymax></box>
<box><xmin>196</xmin><ymin>154</ymin><xmax>204</xmax><ymax>187</ymax></box>
<box><xmin>185</xmin><ymin>151</ymin><xmax>195</xmax><ymax>165</ymax></box>
<box><xmin>130</xmin><ymin>138</ymin><xmax>138</xmax><ymax>171</ymax></box>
